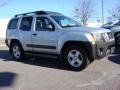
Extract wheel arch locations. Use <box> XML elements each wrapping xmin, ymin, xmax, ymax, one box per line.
<box><xmin>60</xmin><ymin>41</ymin><xmax>94</xmax><ymax>62</ymax></box>
<box><xmin>114</xmin><ymin>31</ymin><xmax>120</xmax><ymax>37</ymax></box>
<box><xmin>9</xmin><ymin>39</ymin><xmax>24</xmax><ymax>54</ymax></box>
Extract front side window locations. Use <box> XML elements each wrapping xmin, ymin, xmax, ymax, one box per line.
<box><xmin>35</xmin><ymin>17</ymin><xmax>55</xmax><ymax>31</ymax></box>
<box><xmin>20</xmin><ymin>17</ymin><xmax>33</xmax><ymax>31</ymax></box>
<box><xmin>51</xmin><ymin>16</ymin><xmax>81</xmax><ymax>28</ymax></box>
<box><xmin>8</xmin><ymin>19</ymin><xmax>18</xmax><ymax>30</ymax></box>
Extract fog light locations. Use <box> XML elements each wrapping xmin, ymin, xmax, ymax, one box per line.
<box><xmin>98</xmin><ymin>48</ymin><xmax>103</xmax><ymax>55</ymax></box>
<box><xmin>106</xmin><ymin>49</ymin><xmax>110</xmax><ymax>55</ymax></box>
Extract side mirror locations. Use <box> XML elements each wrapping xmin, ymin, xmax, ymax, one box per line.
<box><xmin>46</xmin><ymin>24</ymin><xmax>55</xmax><ymax>31</ymax></box>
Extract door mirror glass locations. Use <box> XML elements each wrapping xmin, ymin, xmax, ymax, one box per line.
<box><xmin>46</xmin><ymin>23</ymin><xmax>55</xmax><ymax>31</ymax></box>
<box><xmin>47</xmin><ymin>25</ymin><xmax>52</xmax><ymax>29</ymax></box>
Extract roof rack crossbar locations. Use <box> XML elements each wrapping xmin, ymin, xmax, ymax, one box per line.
<box><xmin>14</xmin><ymin>11</ymin><xmax>63</xmax><ymax>17</ymax></box>
<box><xmin>15</xmin><ymin>11</ymin><xmax>47</xmax><ymax>17</ymax></box>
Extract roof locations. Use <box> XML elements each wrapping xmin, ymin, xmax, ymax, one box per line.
<box><xmin>15</xmin><ymin>11</ymin><xmax>63</xmax><ymax>17</ymax></box>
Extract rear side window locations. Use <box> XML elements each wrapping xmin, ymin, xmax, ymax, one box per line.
<box><xmin>20</xmin><ymin>17</ymin><xmax>33</xmax><ymax>31</ymax></box>
<box><xmin>8</xmin><ymin>19</ymin><xmax>18</xmax><ymax>30</ymax></box>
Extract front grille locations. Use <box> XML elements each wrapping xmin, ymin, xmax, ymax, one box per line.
<box><xmin>107</xmin><ymin>32</ymin><xmax>114</xmax><ymax>39</ymax></box>
<box><xmin>102</xmin><ymin>32</ymin><xmax>114</xmax><ymax>42</ymax></box>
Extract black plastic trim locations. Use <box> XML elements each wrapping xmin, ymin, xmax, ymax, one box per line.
<box><xmin>26</xmin><ymin>44</ymin><xmax>56</xmax><ymax>49</ymax></box>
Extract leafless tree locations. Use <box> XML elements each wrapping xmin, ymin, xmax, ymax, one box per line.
<box><xmin>106</xmin><ymin>17</ymin><xmax>114</xmax><ymax>24</ymax></box>
<box><xmin>109</xmin><ymin>4</ymin><xmax>120</xmax><ymax>22</ymax></box>
<box><xmin>74</xmin><ymin>0</ymin><xmax>95</xmax><ymax>26</ymax></box>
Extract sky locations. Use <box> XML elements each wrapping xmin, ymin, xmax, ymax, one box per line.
<box><xmin>0</xmin><ymin>0</ymin><xmax>119</xmax><ymax>38</ymax></box>
<box><xmin>0</xmin><ymin>0</ymin><xmax>119</xmax><ymax>22</ymax></box>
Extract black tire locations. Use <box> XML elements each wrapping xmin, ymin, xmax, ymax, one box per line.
<box><xmin>10</xmin><ymin>42</ymin><xmax>24</xmax><ymax>61</ymax></box>
<box><xmin>115</xmin><ymin>33</ymin><xmax>120</xmax><ymax>47</ymax></box>
<box><xmin>63</xmin><ymin>45</ymin><xmax>89</xmax><ymax>71</ymax></box>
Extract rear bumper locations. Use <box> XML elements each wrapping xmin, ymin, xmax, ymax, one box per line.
<box><xmin>85</xmin><ymin>40</ymin><xmax>115</xmax><ymax>60</ymax></box>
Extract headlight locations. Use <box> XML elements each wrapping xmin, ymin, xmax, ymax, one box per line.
<box><xmin>91</xmin><ymin>33</ymin><xmax>104</xmax><ymax>42</ymax></box>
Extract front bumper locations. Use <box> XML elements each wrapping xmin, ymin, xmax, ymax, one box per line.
<box><xmin>85</xmin><ymin>40</ymin><xmax>115</xmax><ymax>60</ymax></box>
<box><xmin>94</xmin><ymin>41</ymin><xmax>115</xmax><ymax>58</ymax></box>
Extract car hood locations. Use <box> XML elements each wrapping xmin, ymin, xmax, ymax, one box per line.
<box><xmin>63</xmin><ymin>27</ymin><xmax>111</xmax><ymax>33</ymax></box>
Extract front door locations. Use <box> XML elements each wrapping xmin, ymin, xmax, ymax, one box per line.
<box><xmin>31</xmin><ymin>16</ymin><xmax>58</xmax><ymax>53</ymax></box>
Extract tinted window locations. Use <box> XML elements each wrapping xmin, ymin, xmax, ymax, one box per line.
<box><xmin>35</xmin><ymin>17</ymin><xmax>55</xmax><ymax>31</ymax></box>
<box><xmin>20</xmin><ymin>17</ymin><xmax>33</xmax><ymax>31</ymax></box>
<box><xmin>8</xmin><ymin>19</ymin><xmax>18</xmax><ymax>29</ymax></box>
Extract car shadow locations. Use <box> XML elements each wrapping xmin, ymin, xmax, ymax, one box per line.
<box><xmin>0</xmin><ymin>72</ymin><xmax>17</xmax><ymax>87</ymax></box>
<box><xmin>0</xmin><ymin>50</ymin><xmax>11</xmax><ymax>60</ymax></box>
<box><xmin>108</xmin><ymin>47</ymin><xmax>120</xmax><ymax>64</ymax></box>
<box><xmin>0</xmin><ymin>49</ymin><xmax>69</xmax><ymax>71</ymax></box>
<box><xmin>23</xmin><ymin>57</ymin><xmax>69</xmax><ymax>71</ymax></box>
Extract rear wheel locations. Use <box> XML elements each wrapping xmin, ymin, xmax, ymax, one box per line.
<box><xmin>63</xmin><ymin>45</ymin><xmax>89</xmax><ymax>71</ymax></box>
<box><xmin>10</xmin><ymin>42</ymin><xmax>24</xmax><ymax>61</ymax></box>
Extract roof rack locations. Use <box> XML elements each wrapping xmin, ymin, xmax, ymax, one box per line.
<box><xmin>15</xmin><ymin>11</ymin><xmax>62</xmax><ymax>17</ymax></box>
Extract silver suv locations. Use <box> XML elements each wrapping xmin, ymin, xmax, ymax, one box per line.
<box><xmin>6</xmin><ymin>11</ymin><xmax>115</xmax><ymax>71</ymax></box>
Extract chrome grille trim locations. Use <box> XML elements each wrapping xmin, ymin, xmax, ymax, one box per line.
<box><xmin>102</xmin><ymin>32</ymin><xmax>114</xmax><ymax>42</ymax></box>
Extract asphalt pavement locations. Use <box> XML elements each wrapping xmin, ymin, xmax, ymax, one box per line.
<box><xmin>0</xmin><ymin>46</ymin><xmax>120</xmax><ymax>90</ymax></box>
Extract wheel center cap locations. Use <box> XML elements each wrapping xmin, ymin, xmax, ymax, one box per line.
<box><xmin>73</xmin><ymin>56</ymin><xmax>78</xmax><ymax>60</ymax></box>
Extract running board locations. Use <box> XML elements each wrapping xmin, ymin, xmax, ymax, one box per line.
<box><xmin>25</xmin><ymin>52</ymin><xmax>59</xmax><ymax>59</ymax></box>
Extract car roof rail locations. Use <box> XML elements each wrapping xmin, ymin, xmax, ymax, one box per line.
<box><xmin>14</xmin><ymin>11</ymin><xmax>62</xmax><ymax>17</ymax></box>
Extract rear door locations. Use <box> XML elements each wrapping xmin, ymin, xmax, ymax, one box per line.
<box><xmin>16</xmin><ymin>16</ymin><xmax>33</xmax><ymax>51</ymax></box>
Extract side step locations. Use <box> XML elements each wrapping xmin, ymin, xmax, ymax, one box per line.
<box><xmin>25</xmin><ymin>52</ymin><xmax>59</xmax><ymax>59</ymax></box>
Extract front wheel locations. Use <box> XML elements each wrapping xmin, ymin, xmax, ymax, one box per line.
<box><xmin>63</xmin><ymin>45</ymin><xmax>89</xmax><ymax>71</ymax></box>
<box><xmin>10</xmin><ymin>43</ymin><xmax>24</xmax><ymax>61</ymax></box>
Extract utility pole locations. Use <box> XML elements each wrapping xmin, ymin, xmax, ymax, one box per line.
<box><xmin>102</xmin><ymin>0</ymin><xmax>104</xmax><ymax>25</ymax></box>
<box><xmin>74</xmin><ymin>8</ymin><xmax>79</xmax><ymax>21</ymax></box>
<box><xmin>62</xmin><ymin>0</ymin><xmax>65</xmax><ymax>14</ymax></box>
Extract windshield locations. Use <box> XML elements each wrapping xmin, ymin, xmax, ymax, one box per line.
<box><xmin>51</xmin><ymin>16</ymin><xmax>81</xmax><ymax>28</ymax></box>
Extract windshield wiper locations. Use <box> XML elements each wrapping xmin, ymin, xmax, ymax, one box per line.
<box><xmin>63</xmin><ymin>24</ymin><xmax>78</xmax><ymax>28</ymax></box>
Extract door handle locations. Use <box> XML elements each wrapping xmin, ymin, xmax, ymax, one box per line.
<box><xmin>32</xmin><ymin>33</ymin><xmax>37</xmax><ymax>36</ymax></box>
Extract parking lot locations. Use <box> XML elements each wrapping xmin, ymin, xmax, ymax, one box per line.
<box><xmin>0</xmin><ymin>46</ymin><xmax>120</xmax><ymax>90</ymax></box>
